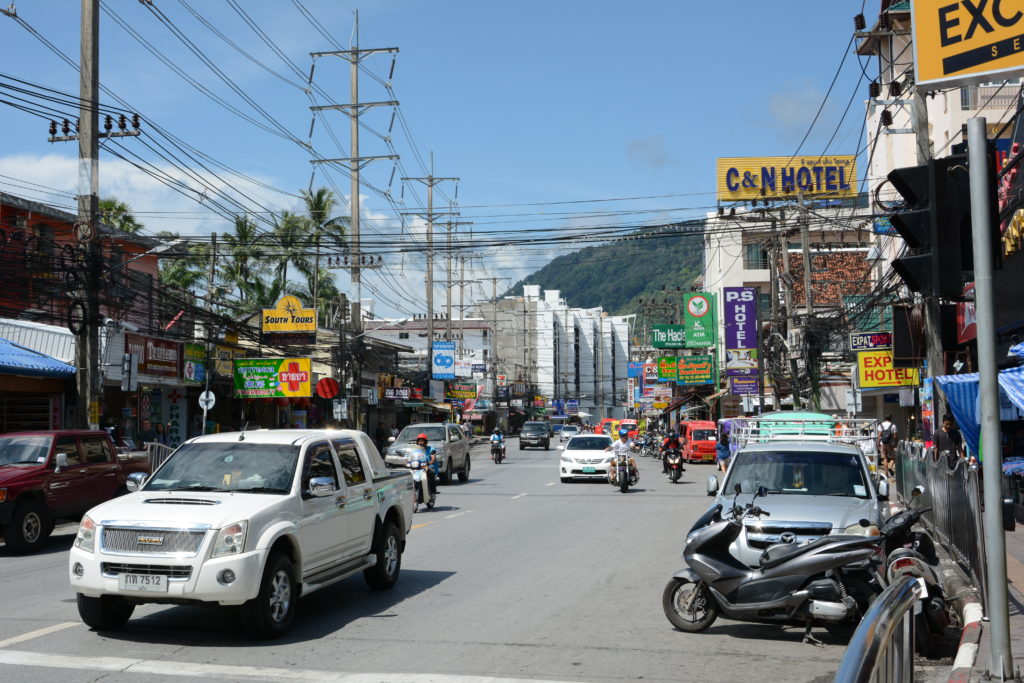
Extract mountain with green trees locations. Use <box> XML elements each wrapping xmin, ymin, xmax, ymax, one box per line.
<box><xmin>507</xmin><ymin>221</ymin><xmax>706</xmax><ymax>316</ymax></box>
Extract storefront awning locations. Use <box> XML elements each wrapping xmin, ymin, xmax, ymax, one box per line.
<box><xmin>422</xmin><ymin>400</ymin><xmax>454</xmax><ymax>412</ymax></box>
<box><xmin>935</xmin><ymin>366</ymin><xmax>1024</xmax><ymax>458</ymax></box>
<box><xmin>402</xmin><ymin>401</ymin><xmax>424</xmax><ymax>408</ymax></box>
<box><xmin>0</xmin><ymin>337</ymin><xmax>75</xmax><ymax>378</ymax></box>
<box><xmin>661</xmin><ymin>397</ymin><xmax>686</xmax><ymax>414</ymax></box>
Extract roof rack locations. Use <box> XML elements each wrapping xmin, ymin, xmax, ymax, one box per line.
<box><xmin>730</xmin><ymin>416</ymin><xmax>880</xmax><ymax>448</ymax></box>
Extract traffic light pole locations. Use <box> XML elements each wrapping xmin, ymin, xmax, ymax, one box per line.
<box><xmin>967</xmin><ymin>117</ymin><xmax>1013</xmax><ymax>679</ymax></box>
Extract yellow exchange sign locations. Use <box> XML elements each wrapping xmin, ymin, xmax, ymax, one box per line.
<box><xmin>914</xmin><ymin>0</ymin><xmax>1024</xmax><ymax>89</ymax></box>
<box><xmin>716</xmin><ymin>156</ymin><xmax>857</xmax><ymax>202</ymax></box>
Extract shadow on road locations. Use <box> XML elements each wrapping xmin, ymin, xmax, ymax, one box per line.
<box><xmin>0</xmin><ymin>528</ymin><xmax>76</xmax><ymax>557</ymax></box>
<box><xmin>90</xmin><ymin>568</ymin><xmax>456</xmax><ymax>646</ymax></box>
<box><xmin>703</xmin><ymin>620</ymin><xmax>848</xmax><ymax>646</ymax></box>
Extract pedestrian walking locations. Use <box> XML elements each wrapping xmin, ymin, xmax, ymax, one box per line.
<box><xmin>934</xmin><ymin>414</ymin><xmax>966</xmax><ymax>462</ymax></box>
<box><xmin>878</xmin><ymin>414</ymin><xmax>898</xmax><ymax>476</ymax></box>
<box><xmin>716</xmin><ymin>433</ymin><xmax>731</xmax><ymax>472</ymax></box>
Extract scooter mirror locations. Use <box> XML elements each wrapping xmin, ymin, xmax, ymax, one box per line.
<box><xmin>756</xmin><ymin>485</ymin><xmax>768</xmax><ymax>499</ymax></box>
<box><xmin>912</xmin><ymin>485</ymin><xmax>925</xmax><ymax>497</ymax></box>
<box><xmin>859</xmin><ymin>518</ymin><xmax>871</xmax><ymax>527</ymax></box>
<box><xmin>733</xmin><ymin>483</ymin><xmax>742</xmax><ymax>495</ymax></box>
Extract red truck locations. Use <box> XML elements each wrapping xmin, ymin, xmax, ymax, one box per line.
<box><xmin>680</xmin><ymin>420</ymin><xmax>719</xmax><ymax>463</ymax></box>
<box><xmin>0</xmin><ymin>430</ymin><xmax>150</xmax><ymax>553</ymax></box>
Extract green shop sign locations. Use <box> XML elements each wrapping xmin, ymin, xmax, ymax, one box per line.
<box><xmin>657</xmin><ymin>356</ymin><xmax>678</xmax><ymax>381</ymax></box>
<box><xmin>651</xmin><ymin>324</ymin><xmax>685</xmax><ymax>349</ymax></box>
<box><xmin>233</xmin><ymin>357</ymin><xmax>312</xmax><ymax>398</ymax></box>
<box><xmin>683</xmin><ymin>292</ymin><xmax>716</xmax><ymax>347</ymax></box>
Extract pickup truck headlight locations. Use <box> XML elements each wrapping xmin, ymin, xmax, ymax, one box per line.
<box><xmin>211</xmin><ymin>521</ymin><xmax>248</xmax><ymax>557</ymax></box>
<box><xmin>74</xmin><ymin>515</ymin><xmax>96</xmax><ymax>553</ymax></box>
<box><xmin>843</xmin><ymin>523</ymin><xmax>880</xmax><ymax>536</ymax></box>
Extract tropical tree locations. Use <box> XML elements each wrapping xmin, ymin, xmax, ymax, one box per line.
<box><xmin>268</xmin><ymin>210</ymin><xmax>311</xmax><ymax>292</ymax></box>
<box><xmin>301</xmin><ymin>187</ymin><xmax>349</xmax><ymax>308</ymax></box>
<box><xmin>99</xmin><ymin>196</ymin><xmax>144</xmax><ymax>233</ymax></box>
<box><xmin>155</xmin><ymin>230</ymin><xmax>209</xmax><ymax>293</ymax></box>
<box><xmin>220</xmin><ymin>215</ymin><xmax>267</xmax><ymax>303</ymax></box>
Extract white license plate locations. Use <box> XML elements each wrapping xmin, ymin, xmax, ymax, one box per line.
<box><xmin>118</xmin><ymin>573</ymin><xmax>168</xmax><ymax>592</ymax></box>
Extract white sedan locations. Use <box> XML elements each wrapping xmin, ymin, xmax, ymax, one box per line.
<box><xmin>559</xmin><ymin>425</ymin><xmax>581</xmax><ymax>442</ymax></box>
<box><xmin>559</xmin><ymin>434</ymin><xmax>614</xmax><ymax>482</ymax></box>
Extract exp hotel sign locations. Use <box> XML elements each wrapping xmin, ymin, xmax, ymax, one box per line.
<box><xmin>717</xmin><ymin>156</ymin><xmax>857</xmax><ymax>202</ymax></box>
<box><xmin>913</xmin><ymin>0</ymin><xmax>1024</xmax><ymax>89</ymax></box>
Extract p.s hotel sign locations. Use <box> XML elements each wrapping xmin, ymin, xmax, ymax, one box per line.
<box><xmin>914</xmin><ymin>0</ymin><xmax>1024</xmax><ymax>89</ymax></box>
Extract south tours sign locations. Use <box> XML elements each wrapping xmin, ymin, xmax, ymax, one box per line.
<box><xmin>261</xmin><ymin>296</ymin><xmax>316</xmax><ymax>333</ymax></box>
<box><xmin>716</xmin><ymin>156</ymin><xmax>857</xmax><ymax>202</ymax></box>
<box><xmin>233</xmin><ymin>358</ymin><xmax>312</xmax><ymax>398</ymax></box>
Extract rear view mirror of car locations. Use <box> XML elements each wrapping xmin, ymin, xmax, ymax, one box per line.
<box><xmin>707</xmin><ymin>476</ymin><xmax>720</xmax><ymax>497</ymax></box>
<box><xmin>55</xmin><ymin>452</ymin><xmax>68</xmax><ymax>472</ymax></box>
<box><xmin>877</xmin><ymin>478</ymin><xmax>889</xmax><ymax>500</ymax></box>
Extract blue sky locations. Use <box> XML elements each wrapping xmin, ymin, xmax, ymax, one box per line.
<box><xmin>0</xmin><ymin>1</ymin><xmax>873</xmax><ymax>316</ymax></box>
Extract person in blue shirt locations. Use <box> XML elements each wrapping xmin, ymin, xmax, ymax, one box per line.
<box><xmin>414</xmin><ymin>433</ymin><xmax>439</xmax><ymax>495</ymax></box>
<box><xmin>489</xmin><ymin>428</ymin><xmax>506</xmax><ymax>461</ymax></box>
<box><xmin>716</xmin><ymin>433</ymin><xmax>732</xmax><ymax>473</ymax></box>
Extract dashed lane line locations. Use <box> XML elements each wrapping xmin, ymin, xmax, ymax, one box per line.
<box><xmin>0</xmin><ymin>622</ymin><xmax>79</xmax><ymax>649</ymax></box>
<box><xmin>545</xmin><ymin>482</ymin><xmax>555</xmax><ymax>486</ymax></box>
<box><xmin>444</xmin><ymin>510</ymin><xmax>472</xmax><ymax>519</ymax></box>
<box><xmin>510</xmin><ymin>493</ymin><xmax>528</xmax><ymax>500</ymax></box>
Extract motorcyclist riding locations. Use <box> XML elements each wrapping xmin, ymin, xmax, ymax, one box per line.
<box><xmin>490</xmin><ymin>428</ymin><xmax>507</xmax><ymax>461</ymax></box>
<box><xmin>414</xmin><ymin>433</ymin><xmax>439</xmax><ymax>496</ymax></box>
<box><xmin>606</xmin><ymin>428</ymin><xmax>639</xmax><ymax>484</ymax></box>
<box><xmin>661</xmin><ymin>431</ymin><xmax>685</xmax><ymax>478</ymax></box>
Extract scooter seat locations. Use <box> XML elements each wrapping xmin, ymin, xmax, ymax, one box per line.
<box><xmin>758</xmin><ymin>536</ymin><xmax>836</xmax><ymax>569</ymax></box>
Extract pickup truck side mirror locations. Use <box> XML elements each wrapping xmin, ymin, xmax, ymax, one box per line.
<box><xmin>877</xmin><ymin>478</ymin><xmax>889</xmax><ymax>500</ymax></box>
<box><xmin>387</xmin><ymin>436</ymin><xmax>396</xmax><ymax>443</ymax></box>
<box><xmin>126</xmin><ymin>472</ymin><xmax>148</xmax><ymax>492</ymax></box>
<box><xmin>707</xmin><ymin>475</ymin><xmax>719</xmax><ymax>497</ymax></box>
<box><xmin>308</xmin><ymin>476</ymin><xmax>336</xmax><ymax>497</ymax></box>
<box><xmin>54</xmin><ymin>452</ymin><xmax>68</xmax><ymax>473</ymax></box>
<box><xmin>450</xmin><ymin>435</ymin><xmax>459</xmax><ymax>443</ymax></box>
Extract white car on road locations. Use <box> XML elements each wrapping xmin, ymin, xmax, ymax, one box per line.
<box><xmin>559</xmin><ymin>434</ymin><xmax>613</xmax><ymax>482</ymax></box>
<box><xmin>559</xmin><ymin>425</ymin><xmax>581</xmax><ymax>442</ymax></box>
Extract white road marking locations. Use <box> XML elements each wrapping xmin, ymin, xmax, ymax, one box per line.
<box><xmin>0</xmin><ymin>622</ymin><xmax>78</xmax><ymax>649</ymax></box>
<box><xmin>510</xmin><ymin>493</ymin><xmax>528</xmax><ymax>500</ymax></box>
<box><xmin>0</xmin><ymin>649</ymin><xmax>575</xmax><ymax>682</ymax></box>
<box><xmin>545</xmin><ymin>482</ymin><xmax>555</xmax><ymax>487</ymax></box>
<box><xmin>444</xmin><ymin>510</ymin><xmax>472</xmax><ymax>519</ymax></box>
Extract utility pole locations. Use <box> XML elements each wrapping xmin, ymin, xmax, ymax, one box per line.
<box><xmin>309</xmin><ymin>10</ymin><xmax>399</xmax><ymax>332</ymax></box>
<box><xmin>76</xmin><ymin>0</ymin><xmax>100</xmax><ymax>430</ymax></box>
<box><xmin>402</xmin><ymin>168</ymin><xmax>457</xmax><ymax>388</ymax></box>
<box><xmin>201</xmin><ymin>232</ymin><xmax>217</xmax><ymax>435</ymax></box>
<box><xmin>968</xmin><ymin>117</ymin><xmax>1014</xmax><ymax>679</ymax></box>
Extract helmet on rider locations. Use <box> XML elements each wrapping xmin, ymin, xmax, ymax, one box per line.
<box><xmin>493</xmin><ymin>428</ymin><xmax>502</xmax><ymax>436</ymax></box>
<box><xmin>669</xmin><ymin>431</ymin><xmax>677</xmax><ymax>439</ymax></box>
<box><xmin>415</xmin><ymin>433</ymin><xmax>429</xmax><ymax>444</ymax></box>
<box><xmin>619</xmin><ymin>428</ymin><xmax>630</xmax><ymax>437</ymax></box>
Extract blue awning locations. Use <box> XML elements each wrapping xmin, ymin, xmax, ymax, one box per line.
<box><xmin>934</xmin><ymin>366</ymin><xmax>1024</xmax><ymax>458</ymax></box>
<box><xmin>0</xmin><ymin>336</ymin><xmax>76</xmax><ymax>378</ymax></box>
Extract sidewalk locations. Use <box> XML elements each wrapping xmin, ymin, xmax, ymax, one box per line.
<box><xmin>969</xmin><ymin>524</ymin><xmax>1024</xmax><ymax>680</ymax></box>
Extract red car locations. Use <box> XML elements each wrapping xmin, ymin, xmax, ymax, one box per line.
<box><xmin>0</xmin><ymin>430</ymin><xmax>148</xmax><ymax>553</ymax></box>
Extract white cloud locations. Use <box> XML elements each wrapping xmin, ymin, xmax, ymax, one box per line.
<box><xmin>625</xmin><ymin>135</ymin><xmax>678</xmax><ymax>168</ymax></box>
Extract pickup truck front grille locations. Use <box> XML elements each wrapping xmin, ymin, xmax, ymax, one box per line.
<box><xmin>101</xmin><ymin>527</ymin><xmax>206</xmax><ymax>555</ymax></box>
<box><xmin>101</xmin><ymin>563</ymin><xmax>192</xmax><ymax>580</ymax></box>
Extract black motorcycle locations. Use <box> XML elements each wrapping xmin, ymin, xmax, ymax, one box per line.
<box><xmin>662</xmin><ymin>485</ymin><xmax>883</xmax><ymax>642</ymax></box>
<box><xmin>491</xmin><ymin>441</ymin><xmax>504</xmax><ymax>464</ymax></box>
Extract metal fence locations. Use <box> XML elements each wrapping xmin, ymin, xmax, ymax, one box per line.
<box><xmin>143</xmin><ymin>442</ymin><xmax>175</xmax><ymax>473</ymax></box>
<box><xmin>834</xmin><ymin>576</ymin><xmax>924</xmax><ymax>683</ymax></box>
<box><xmin>894</xmin><ymin>441</ymin><xmax>987</xmax><ymax>608</ymax></box>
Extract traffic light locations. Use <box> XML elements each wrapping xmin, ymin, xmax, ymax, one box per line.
<box><xmin>887</xmin><ymin>155</ymin><xmax>971</xmax><ymax>298</ymax></box>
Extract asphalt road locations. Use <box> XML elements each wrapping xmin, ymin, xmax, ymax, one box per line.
<box><xmin>0</xmin><ymin>440</ymin><xmax>852</xmax><ymax>683</ymax></box>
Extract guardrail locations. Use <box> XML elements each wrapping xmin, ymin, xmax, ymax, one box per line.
<box><xmin>894</xmin><ymin>441</ymin><xmax>987</xmax><ymax>609</ymax></box>
<box><xmin>834</xmin><ymin>576</ymin><xmax>924</xmax><ymax>683</ymax></box>
<box><xmin>142</xmin><ymin>442</ymin><xmax>175</xmax><ymax>473</ymax></box>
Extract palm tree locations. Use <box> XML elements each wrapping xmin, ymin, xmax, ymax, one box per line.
<box><xmin>220</xmin><ymin>215</ymin><xmax>267</xmax><ymax>303</ymax></box>
<box><xmin>301</xmin><ymin>187</ymin><xmax>349</xmax><ymax>307</ymax></box>
<box><xmin>99</xmin><ymin>196</ymin><xmax>144</xmax><ymax>233</ymax></box>
<box><xmin>155</xmin><ymin>230</ymin><xmax>208</xmax><ymax>292</ymax></box>
<box><xmin>268</xmin><ymin>210</ymin><xmax>311</xmax><ymax>294</ymax></box>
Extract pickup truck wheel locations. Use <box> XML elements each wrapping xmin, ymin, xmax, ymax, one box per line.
<box><xmin>76</xmin><ymin>594</ymin><xmax>134</xmax><ymax>630</ymax></box>
<box><xmin>364</xmin><ymin>522</ymin><xmax>401</xmax><ymax>590</ymax></box>
<box><xmin>457</xmin><ymin>456</ymin><xmax>470</xmax><ymax>483</ymax></box>
<box><xmin>241</xmin><ymin>552</ymin><xmax>296</xmax><ymax>639</ymax></box>
<box><xmin>4</xmin><ymin>499</ymin><xmax>50</xmax><ymax>553</ymax></box>
<box><xmin>439</xmin><ymin>458</ymin><xmax>452</xmax><ymax>485</ymax></box>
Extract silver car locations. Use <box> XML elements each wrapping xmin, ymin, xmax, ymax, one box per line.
<box><xmin>559</xmin><ymin>425</ymin><xmax>581</xmax><ymax>442</ymax></box>
<box><xmin>705</xmin><ymin>441</ymin><xmax>887</xmax><ymax>567</ymax></box>
<box><xmin>384</xmin><ymin>422</ymin><xmax>471</xmax><ymax>484</ymax></box>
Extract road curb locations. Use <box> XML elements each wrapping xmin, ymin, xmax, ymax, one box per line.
<box><xmin>948</xmin><ymin>599</ymin><xmax>984</xmax><ymax>683</ymax></box>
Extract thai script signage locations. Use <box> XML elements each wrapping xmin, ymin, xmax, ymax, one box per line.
<box><xmin>446</xmin><ymin>382</ymin><xmax>477</xmax><ymax>400</ymax></box>
<box><xmin>657</xmin><ymin>356</ymin><xmax>678</xmax><ymax>381</ymax></box>
<box><xmin>717</xmin><ymin>156</ymin><xmax>857</xmax><ymax>201</ymax></box>
<box><xmin>183</xmin><ymin>343</ymin><xmax>205</xmax><ymax>385</ymax></box>
<box><xmin>233</xmin><ymin>357</ymin><xmax>312</xmax><ymax>397</ymax></box>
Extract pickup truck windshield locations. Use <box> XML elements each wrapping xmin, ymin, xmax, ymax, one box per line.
<box><xmin>0</xmin><ymin>436</ymin><xmax>52</xmax><ymax>466</ymax></box>
<box><xmin>397</xmin><ymin>426</ymin><xmax>445</xmax><ymax>442</ymax></box>
<box><xmin>725</xmin><ymin>450</ymin><xmax>869</xmax><ymax>498</ymax></box>
<box><xmin>145</xmin><ymin>442</ymin><xmax>300</xmax><ymax>493</ymax></box>
<box><xmin>521</xmin><ymin>423</ymin><xmax>548</xmax><ymax>433</ymax></box>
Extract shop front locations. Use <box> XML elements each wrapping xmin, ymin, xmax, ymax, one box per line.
<box><xmin>0</xmin><ymin>337</ymin><xmax>73</xmax><ymax>432</ymax></box>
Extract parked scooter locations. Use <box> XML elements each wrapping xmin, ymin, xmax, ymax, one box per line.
<box><xmin>662</xmin><ymin>485</ymin><xmax>883</xmax><ymax>643</ymax></box>
<box><xmin>406</xmin><ymin>454</ymin><xmax>435</xmax><ymax>512</ymax></box>
<box><xmin>665</xmin><ymin>448</ymin><xmax>684</xmax><ymax>483</ymax></box>
<box><xmin>882</xmin><ymin>486</ymin><xmax>950</xmax><ymax>656</ymax></box>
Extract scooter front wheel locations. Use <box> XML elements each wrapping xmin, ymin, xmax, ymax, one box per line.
<box><xmin>663</xmin><ymin>578</ymin><xmax>718</xmax><ymax>632</ymax></box>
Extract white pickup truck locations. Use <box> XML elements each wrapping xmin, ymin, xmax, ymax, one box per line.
<box><xmin>68</xmin><ymin>429</ymin><xmax>414</xmax><ymax>638</ymax></box>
